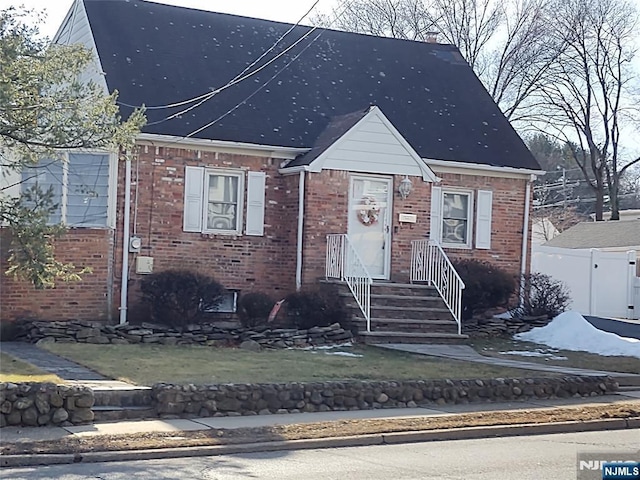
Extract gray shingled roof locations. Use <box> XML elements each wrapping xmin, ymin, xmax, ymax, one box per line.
<box><xmin>82</xmin><ymin>0</ymin><xmax>541</xmax><ymax>171</ymax></box>
<box><xmin>543</xmin><ymin>221</ymin><xmax>640</xmax><ymax>249</ymax></box>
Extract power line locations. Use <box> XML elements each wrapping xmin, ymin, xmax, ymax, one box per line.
<box><xmin>118</xmin><ymin>0</ymin><xmax>320</xmax><ymax>114</ymax></box>
<box><xmin>146</xmin><ymin>22</ymin><xmax>321</xmax><ymax>127</ymax></box>
<box><xmin>183</xmin><ymin>31</ymin><xmax>325</xmax><ymax>140</ymax></box>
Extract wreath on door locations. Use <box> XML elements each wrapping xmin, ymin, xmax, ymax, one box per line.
<box><xmin>357</xmin><ymin>196</ymin><xmax>380</xmax><ymax>226</ymax></box>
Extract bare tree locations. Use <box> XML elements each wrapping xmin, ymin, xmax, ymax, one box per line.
<box><xmin>313</xmin><ymin>0</ymin><xmax>438</xmax><ymax>41</ymax></box>
<box><xmin>534</xmin><ymin>0</ymin><xmax>639</xmax><ymax>221</ymax></box>
<box><xmin>314</xmin><ymin>0</ymin><xmax>561</xmax><ymax>122</ymax></box>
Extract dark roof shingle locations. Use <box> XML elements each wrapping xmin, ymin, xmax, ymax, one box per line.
<box><xmin>83</xmin><ymin>0</ymin><xmax>540</xmax><ymax>170</ymax></box>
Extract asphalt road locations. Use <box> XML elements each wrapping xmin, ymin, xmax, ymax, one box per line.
<box><xmin>1</xmin><ymin>429</ymin><xmax>638</xmax><ymax>480</ymax></box>
<box><xmin>584</xmin><ymin>315</ymin><xmax>640</xmax><ymax>340</ymax></box>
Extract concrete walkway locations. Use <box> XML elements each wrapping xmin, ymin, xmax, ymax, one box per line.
<box><xmin>0</xmin><ymin>342</ymin><xmax>139</xmax><ymax>390</ymax></box>
<box><xmin>376</xmin><ymin>344</ymin><xmax>640</xmax><ymax>379</ymax></box>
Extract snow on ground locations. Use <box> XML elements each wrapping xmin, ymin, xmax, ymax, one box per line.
<box><xmin>499</xmin><ymin>350</ymin><xmax>568</xmax><ymax>361</ymax></box>
<box><xmin>515</xmin><ymin>311</ymin><xmax>640</xmax><ymax>359</ymax></box>
<box><xmin>323</xmin><ymin>351</ymin><xmax>363</xmax><ymax>358</ymax></box>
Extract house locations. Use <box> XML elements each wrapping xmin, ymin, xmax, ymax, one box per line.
<box><xmin>532</xmin><ymin>221</ymin><xmax>640</xmax><ymax>319</ymax></box>
<box><xmin>0</xmin><ymin>0</ymin><xmax>542</xmax><ymax>341</ymax></box>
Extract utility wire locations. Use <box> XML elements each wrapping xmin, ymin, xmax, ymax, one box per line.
<box><xmin>118</xmin><ymin>0</ymin><xmax>320</xmax><ymax>113</ymax></box>
<box><xmin>183</xmin><ymin>31</ymin><xmax>324</xmax><ymax>140</ymax></box>
<box><xmin>146</xmin><ymin>23</ymin><xmax>321</xmax><ymax>127</ymax></box>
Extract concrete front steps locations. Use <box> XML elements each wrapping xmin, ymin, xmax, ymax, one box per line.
<box><xmin>92</xmin><ymin>386</ymin><xmax>155</xmax><ymax>422</ymax></box>
<box><xmin>329</xmin><ymin>281</ymin><xmax>468</xmax><ymax>345</ymax></box>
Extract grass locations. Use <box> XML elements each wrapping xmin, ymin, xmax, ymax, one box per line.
<box><xmin>41</xmin><ymin>343</ymin><xmax>549</xmax><ymax>386</ymax></box>
<box><xmin>469</xmin><ymin>336</ymin><xmax>640</xmax><ymax>374</ymax></box>
<box><xmin>0</xmin><ymin>352</ymin><xmax>65</xmax><ymax>384</ymax></box>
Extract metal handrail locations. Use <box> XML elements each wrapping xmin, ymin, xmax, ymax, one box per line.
<box><xmin>326</xmin><ymin>234</ymin><xmax>372</xmax><ymax>331</ymax></box>
<box><xmin>410</xmin><ymin>239</ymin><xmax>465</xmax><ymax>334</ymax></box>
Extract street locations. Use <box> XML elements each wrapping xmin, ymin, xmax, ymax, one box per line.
<box><xmin>1</xmin><ymin>429</ymin><xmax>638</xmax><ymax>480</ymax></box>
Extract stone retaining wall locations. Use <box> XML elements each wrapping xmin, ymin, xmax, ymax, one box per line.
<box><xmin>464</xmin><ymin>315</ymin><xmax>552</xmax><ymax>337</ymax></box>
<box><xmin>12</xmin><ymin>321</ymin><xmax>353</xmax><ymax>349</ymax></box>
<box><xmin>0</xmin><ymin>376</ymin><xmax>619</xmax><ymax>427</ymax></box>
<box><xmin>0</xmin><ymin>383</ymin><xmax>94</xmax><ymax>427</ymax></box>
<box><xmin>152</xmin><ymin>376</ymin><xmax>618</xmax><ymax>418</ymax></box>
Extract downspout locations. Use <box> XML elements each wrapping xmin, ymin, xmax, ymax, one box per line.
<box><xmin>519</xmin><ymin>175</ymin><xmax>534</xmax><ymax>306</ymax></box>
<box><xmin>119</xmin><ymin>154</ymin><xmax>132</xmax><ymax>324</ymax></box>
<box><xmin>295</xmin><ymin>170</ymin><xmax>305</xmax><ymax>291</ymax></box>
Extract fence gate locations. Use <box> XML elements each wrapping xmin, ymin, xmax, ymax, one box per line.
<box><xmin>531</xmin><ymin>246</ymin><xmax>638</xmax><ymax>320</ymax></box>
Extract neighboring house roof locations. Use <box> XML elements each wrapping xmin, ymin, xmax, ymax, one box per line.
<box><xmin>543</xmin><ymin>220</ymin><xmax>640</xmax><ymax>249</ymax></box>
<box><xmin>78</xmin><ymin>0</ymin><xmax>540</xmax><ymax>171</ymax></box>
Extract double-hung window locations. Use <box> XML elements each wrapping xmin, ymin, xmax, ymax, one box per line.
<box><xmin>183</xmin><ymin>166</ymin><xmax>266</xmax><ymax>236</ymax></box>
<box><xmin>21</xmin><ymin>153</ymin><xmax>113</xmax><ymax>228</ymax></box>
<box><xmin>430</xmin><ymin>186</ymin><xmax>493</xmax><ymax>249</ymax></box>
<box><xmin>205</xmin><ymin>171</ymin><xmax>244</xmax><ymax>233</ymax></box>
<box><xmin>442</xmin><ymin>191</ymin><xmax>471</xmax><ymax>246</ymax></box>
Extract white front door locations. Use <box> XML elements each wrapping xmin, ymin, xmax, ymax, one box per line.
<box><xmin>348</xmin><ymin>175</ymin><xmax>393</xmax><ymax>279</ymax></box>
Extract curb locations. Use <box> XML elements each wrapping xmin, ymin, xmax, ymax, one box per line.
<box><xmin>1</xmin><ymin>418</ymin><xmax>636</xmax><ymax>468</ymax></box>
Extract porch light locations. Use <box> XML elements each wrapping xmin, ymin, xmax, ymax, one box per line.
<box><xmin>398</xmin><ymin>176</ymin><xmax>413</xmax><ymax>199</ymax></box>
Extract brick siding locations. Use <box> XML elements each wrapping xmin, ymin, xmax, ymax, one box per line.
<box><xmin>1</xmin><ymin>143</ymin><xmax>532</xmax><ymax>322</ymax></box>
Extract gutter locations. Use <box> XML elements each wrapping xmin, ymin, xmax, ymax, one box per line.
<box><xmin>136</xmin><ymin>133</ymin><xmax>309</xmax><ymax>160</ymax></box>
<box><xmin>119</xmin><ymin>155</ymin><xmax>132</xmax><ymax>325</ymax></box>
<box><xmin>296</xmin><ymin>171</ymin><xmax>305</xmax><ymax>291</ymax></box>
<box><xmin>425</xmin><ymin>158</ymin><xmax>545</xmax><ymax>178</ymax></box>
<box><xmin>519</xmin><ymin>175</ymin><xmax>534</xmax><ymax>306</ymax></box>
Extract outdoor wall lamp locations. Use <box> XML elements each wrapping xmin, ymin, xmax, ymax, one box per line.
<box><xmin>398</xmin><ymin>176</ymin><xmax>413</xmax><ymax>199</ymax></box>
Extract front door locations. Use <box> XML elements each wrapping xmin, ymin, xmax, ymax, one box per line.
<box><xmin>348</xmin><ymin>175</ymin><xmax>393</xmax><ymax>279</ymax></box>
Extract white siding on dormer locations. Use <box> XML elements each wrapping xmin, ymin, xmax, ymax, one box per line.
<box><xmin>53</xmin><ymin>0</ymin><xmax>108</xmax><ymax>94</ymax></box>
<box><xmin>319</xmin><ymin>114</ymin><xmax>426</xmax><ymax>177</ymax></box>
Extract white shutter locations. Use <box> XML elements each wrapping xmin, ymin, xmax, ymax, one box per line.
<box><xmin>429</xmin><ymin>185</ymin><xmax>442</xmax><ymax>242</ymax></box>
<box><xmin>183</xmin><ymin>166</ymin><xmax>204</xmax><ymax>232</ymax></box>
<box><xmin>475</xmin><ymin>189</ymin><xmax>493</xmax><ymax>249</ymax></box>
<box><xmin>245</xmin><ymin>171</ymin><xmax>266</xmax><ymax>236</ymax></box>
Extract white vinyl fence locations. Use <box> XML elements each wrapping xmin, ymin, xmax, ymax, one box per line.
<box><xmin>531</xmin><ymin>246</ymin><xmax>639</xmax><ymax>320</ymax></box>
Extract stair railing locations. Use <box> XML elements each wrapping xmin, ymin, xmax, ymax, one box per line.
<box><xmin>410</xmin><ymin>239</ymin><xmax>465</xmax><ymax>334</ymax></box>
<box><xmin>326</xmin><ymin>234</ymin><xmax>372</xmax><ymax>331</ymax></box>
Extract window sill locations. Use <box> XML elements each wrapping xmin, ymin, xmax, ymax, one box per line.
<box><xmin>441</xmin><ymin>243</ymin><xmax>473</xmax><ymax>250</ymax></box>
<box><xmin>201</xmin><ymin>230</ymin><xmax>243</xmax><ymax>238</ymax></box>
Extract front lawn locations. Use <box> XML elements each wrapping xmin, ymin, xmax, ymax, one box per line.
<box><xmin>0</xmin><ymin>352</ymin><xmax>64</xmax><ymax>384</ymax></box>
<box><xmin>41</xmin><ymin>343</ymin><xmax>548</xmax><ymax>386</ymax></box>
<box><xmin>469</xmin><ymin>337</ymin><xmax>640</xmax><ymax>374</ymax></box>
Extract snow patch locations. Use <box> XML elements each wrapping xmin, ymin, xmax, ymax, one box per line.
<box><xmin>515</xmin><ymin>311</ymin><xmax>640</xmax><ymax>359</ymax></box>
<box><xmin>499</xmin><ymin>350</ymin><xmax>568</xmax><ymax>361</ymax></box>
<box><xmin>324</xmin><ymin>352</ymin><xmax>363</xmax><ymax>358</ymax></box>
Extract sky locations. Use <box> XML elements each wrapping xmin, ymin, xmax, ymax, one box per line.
<box><xmin>10</xmin><ymin>0</ymin><xmax>335</xmax><ymax>38</ymax></box>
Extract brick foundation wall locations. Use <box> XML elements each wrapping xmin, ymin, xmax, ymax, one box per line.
<box><xmin>0</xmin><ymin>228</ymin><xmax>115</xmax><ymax>322</ymax></box>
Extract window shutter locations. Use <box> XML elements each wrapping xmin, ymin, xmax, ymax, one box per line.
<box><xmin>429</xmin><ymin>185</ymin><xmax>442</xmax><ymax>242</ymax></box>
<box><xmin>475</xmin><ymin>189</ymin><xmax>493</xmax><ymax>249</ymax></box>
<box><xmin>183</xmin><ymin>166</ymin><xmax>204</xmax><ymax>232</ymax></box>
<box><xmin>246</xmin><ymin>171</ymin><xmax>266</xmax><ymax>236</ymax></box>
